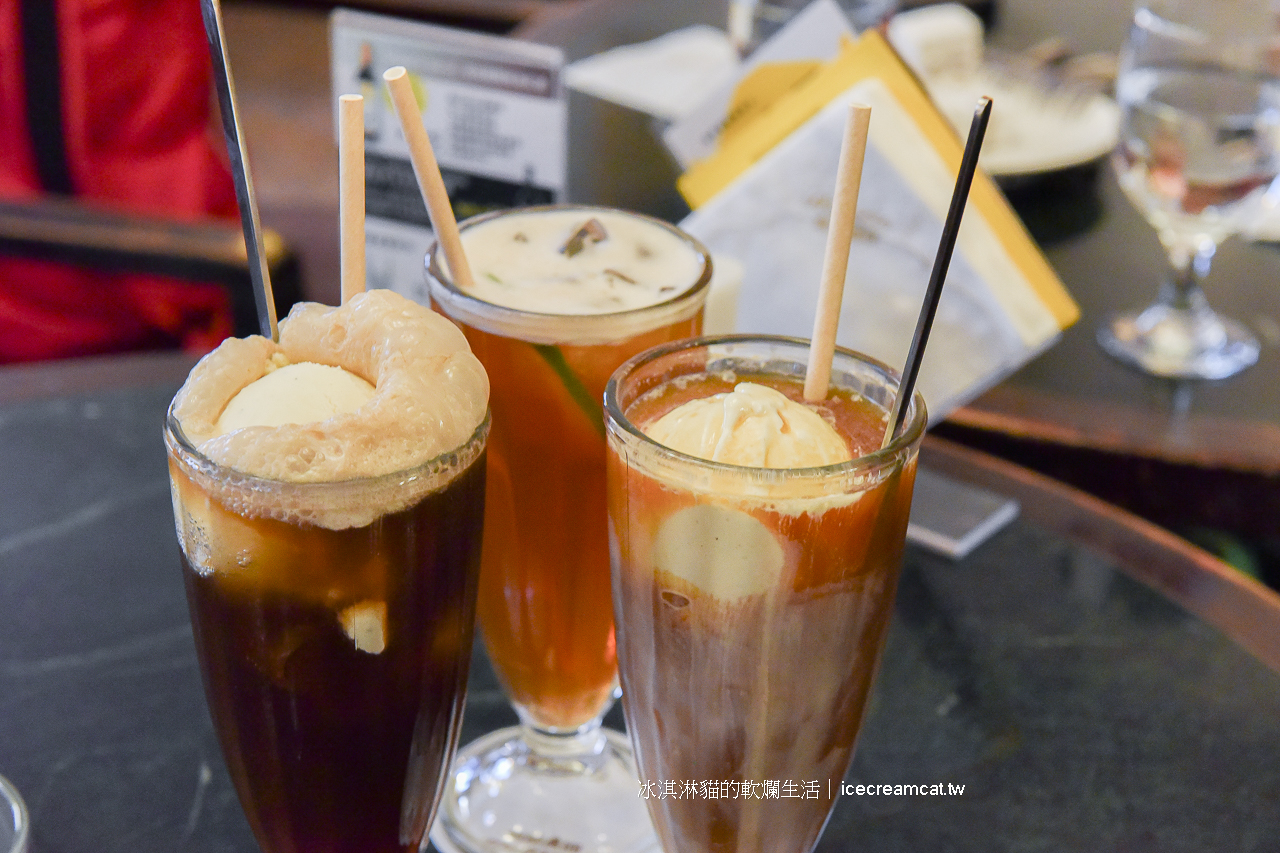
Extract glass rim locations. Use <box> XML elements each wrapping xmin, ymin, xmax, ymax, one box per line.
<box><xmin>0</xmin><ymin>773</ymin><xmax>28</xmax><ymax>853</ymax></box>
<box><xmin>424</xmin><ymin>203</ymin><xmax>714</xmax><ymax>338</ymax></box>
<box><xmin>164</xmin><ymin>399</ymin><xmax>492</xmax><ymax>491</ymax></box>
<box><xmin>1132</xmin><ymin>0</ymin><xmax>1280</xmax><ymax>47</ymax></box>
<box><xmin>603</xmin><ymin>333</ymin><xmax>928</xmax><ymax>478</ymax></box>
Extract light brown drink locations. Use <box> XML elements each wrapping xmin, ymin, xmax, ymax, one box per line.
<box><xmin>427</xmin><ymin>204</ymin><xmax>711</xmax><ymax>731</ymax></box>
<box><xmin>605</xmin><ymin>336</ymin><xmax>925</xmax><ymax>853</ymax></box>
<box><xmin>426</xmin><ymin>205</ymin><xmax>711</xmax><ymax>853</ymax></box>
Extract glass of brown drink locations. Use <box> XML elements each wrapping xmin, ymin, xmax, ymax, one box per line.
<box><xmin>604</xmin><ymin>335</ymin><xmax>926</xmax><ymax>853</ymax></box>
<box><xmin>165</xmin><ymin>290</ymin><xmax>490</xmax><ymax>853</ymax></box>
<box><xmin>425</xmin><ymin>205</ymin><xmax>712</xmax><ymax>853</ymax></box>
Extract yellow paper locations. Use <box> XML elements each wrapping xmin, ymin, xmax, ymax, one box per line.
<box><xmin>679</xmin><ymin>30</ymin><xmax>1078</xmax><ymax>331</ymax></box>
<box><xmin>717</xmin><ymin>60</ymin><xmax>823</xmax><ymax>153</ymax></box>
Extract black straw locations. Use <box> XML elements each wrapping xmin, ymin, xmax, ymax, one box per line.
<box><xmin>882</xmin><ymin>96</ymin><xmax>993</xmax><ymax>446</ymax></box>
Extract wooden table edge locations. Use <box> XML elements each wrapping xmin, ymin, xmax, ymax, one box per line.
<box><xmin>950</xmin><ymin>385</ymin><xmax>1280</xmax><ymax>475</ymax></box>
<box><xmin>922</xmin><ymin>434</ymin><xmax>1280</xmax><ymax>675</ymax></box>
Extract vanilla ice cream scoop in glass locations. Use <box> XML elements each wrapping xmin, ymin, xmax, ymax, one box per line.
<box><xmin>166</xmin><ymin>289</ymin><xmax>490</xmax><ymax>853</ymax></box>
<box><xmin>605</xmin><ymin>335</ymin><xmax>925</xmax><ymax>853</ymax></box>
<box><xmin>644</xmin><ymin>381</ymin><xmax>852</xmax><ymax>468</ymax></box>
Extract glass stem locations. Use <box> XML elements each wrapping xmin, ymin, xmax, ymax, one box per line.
<box><xmin>1160</xmin><ymin>240</ymin><xmax>1215</xmax><ymax>318</ymax></box>
<box><xmin>520</xmin><ymin>718</ymin><xmax>610</xmax><ymax>774</ymax></box>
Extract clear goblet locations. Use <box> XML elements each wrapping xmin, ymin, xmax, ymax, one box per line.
<box><xmin>425</xmin><ymin>205</ymin><xmax>712</xmax><ymax>853</ymax></box>
<box><xmin>1099</xmin><ymin>0</ymin><xmax>1280</xmax><ymax>379</ymax></box>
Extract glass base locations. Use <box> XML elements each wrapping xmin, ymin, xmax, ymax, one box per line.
<box><xmin>1097</xmin><ymin>302</ymin><xmax>1259</xmax><ymax>380</ymax></box>
<box><xmin>0</xmin><ymin>774</ymin><xmax>29</xmax><ymax>853</ymax></box>
<box><xmin>430</xmin><ymin>726</ymin><xmax>658</xmax><ymax>853</ymax></box>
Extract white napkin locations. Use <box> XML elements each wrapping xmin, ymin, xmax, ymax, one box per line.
<box><xmin>562</xmin><ymin>26</ymin><xmax>740</xmax><ymax>123</ymax></box>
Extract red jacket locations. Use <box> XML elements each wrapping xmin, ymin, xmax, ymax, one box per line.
<box><xmin>0</xmin><ymin>0</ymin><xmax>239</xmax><ymax>363</ymax></box>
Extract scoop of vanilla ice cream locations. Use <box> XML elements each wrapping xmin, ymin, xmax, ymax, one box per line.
<box><xmin>172</xmin><ymin>289</ymin><xmax>489</xmax><ymax>492</ymax></box>
<box><xmin>653</xmin><ymin>504</ymin><xmax>785</xmax><ymax>599</ymax></box>
<box><xmin>644</xmin><ymin>382</ymin><xmax>851</xmax><ymax>468</ymax></box>
<box><xmin>215</xmin><ymin>361</ymin><xmax>376</xmax><ymax>436</ymax></box>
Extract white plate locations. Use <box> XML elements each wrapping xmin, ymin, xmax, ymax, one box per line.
<box><xmin>926</xmin><ymin>67</ymin><xmax>1120</xmax><ymax>178</ymax></box>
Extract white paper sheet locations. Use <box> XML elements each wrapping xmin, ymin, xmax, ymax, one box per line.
<box><xmin>681</xmin><ymin>79</ymin><xmax>1064</xmax><ymax>422</ymax></box>
<box><xmin>663</xmin><ymin>0</ymin><xmax>855</xmax><ymax>168</ymax></box>
<box><xmin>562</xmin><ymin>26</ymin><xmax>740</xmax><ymax>123</ymax></box>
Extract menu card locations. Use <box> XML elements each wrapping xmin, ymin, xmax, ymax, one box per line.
<box><xmin>677</xmin><ymin>29</ymin><xmax>1079</xmax><ymax>421</ymax></box>
<box><xmin>330</xmin><ymin>9</ymin><xmax>566</xmax><ymax>305</ymax></box>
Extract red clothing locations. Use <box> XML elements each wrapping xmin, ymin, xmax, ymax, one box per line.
<box><xmin>0</xmin><ymin>0</ymin><xmax>239</xmax><ymax>363</ymax></box>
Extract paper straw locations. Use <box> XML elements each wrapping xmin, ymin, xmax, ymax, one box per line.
<box><xmin>382</xmin><ymin>66</ymin><xmax>476</xmax><ymax>290</ymax></box>
<box><xmin>882</xmin><ymin>96</ymin><xmax>993</xmax><ymax>448</ymax></box>
<box><xmin>804</xmin><ymin>103</ymin><xmax>872</xmax><ymax>402</ymax></box>
<box><xmin>339</xmin><ymin>94</ymin><xmax>366</xmax><ymax>304</ymax></box>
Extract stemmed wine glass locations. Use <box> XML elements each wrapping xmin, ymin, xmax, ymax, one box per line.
<box><xmin>424</xmin><ymin>206</ymin><xmax>712</xmax><ymax>853</ymax></box>
<box><xmin>1100</xmin><ymin>0</ymin><xmax>1280</xmax><ymax>379</ymax></box>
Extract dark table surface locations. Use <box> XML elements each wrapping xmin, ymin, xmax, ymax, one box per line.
<box><xmin>1</xmin><ymin>353</ymin><xmax>1278</xmax><ymax>852</ymax></box>
<box><xmin>939</xmin><ymin>164</ymin><xmax>1280</xmax><ymax>543</ymax></box>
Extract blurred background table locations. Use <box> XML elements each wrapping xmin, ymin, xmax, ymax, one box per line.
<box><xmin>1</xmin><ymin>352</ymin><xmax>1278</xmax><ymax>852</ymax></box>
<box><xmin>941</xmin><ymin>168</ymin><xmax>1280</xmax><ymax>583</ymax></box>
<box><xmin>946</xmin><ymin>0</ymin><xmax>1280</xmax><ymax>582</ymax></box>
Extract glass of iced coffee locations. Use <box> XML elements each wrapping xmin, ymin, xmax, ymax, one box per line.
<box><xmin>425</xmin><ymin>205</ymin><xmax>712</xmax><ymax>853</ymax></box>
<box><xmin>604</xmin><ymin>335</ymin><xmax>926</xmax><ymax>853</ymax></box>
<box><xmin>165</xmin><ymin>290</ymin><xmax>490</xmax><ymax>853</ymax></box>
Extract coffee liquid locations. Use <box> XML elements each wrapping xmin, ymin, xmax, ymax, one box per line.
<box><xmin>177</xmin><ymin>456</ymin><xmax>485</xmax><ymax>853</ymax></box>
<box><xmin>611</xmin><ymin>372</ymin><xmax>916</xmax><ymax>853</ymax></box>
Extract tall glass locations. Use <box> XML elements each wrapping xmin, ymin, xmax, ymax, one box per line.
<box><xmin>605</xmin><ymin>336</ymin><xmax>925</xmax><ymax>853</ymax></box>
<box><xmin>426</xmin><ymin>205</ymin><xmax>712</xmax><ymax>853</ymax></box>
<box><xmin>165</xmin><ymin>408</ymin><xmax>488</xmax><ymax>853</ymax></box>
<box><xmin>1100</xmin><ymin>0</ymin><xmax>1280</xmax><ymax>379</ymax></box>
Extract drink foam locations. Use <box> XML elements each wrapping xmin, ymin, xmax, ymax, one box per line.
<box><xmin>458</xmin><ymin>208</ymin><xmax>707</xmax><ymax>315</ymax></box>
<box><xmin>168</xmin><ymin>289</ymin><xmax>489</xmax><ymax>531</ymax></box>
<box><xmin>429</xmin><ymin>206</ymin><xmax>712</xmax><ymax>345</ymax></box>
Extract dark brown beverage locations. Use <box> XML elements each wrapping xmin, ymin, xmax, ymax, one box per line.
<box><xmin>174</xmin><ymin>454</ymin><xmax>485</xmax><ymax>853</ymax></box>
<box><xmin>165</xmin><ymin>290</ymin><xmax>491</xmax><ymax>853</ymax></box>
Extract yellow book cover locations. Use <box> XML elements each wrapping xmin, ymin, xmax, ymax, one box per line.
<box><xmin>678</xmin><ymin>30</ymin><xmax>1079</xmax><ymax>419</ymax></box>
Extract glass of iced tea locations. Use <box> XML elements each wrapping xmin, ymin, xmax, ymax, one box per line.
<box><xmin>165</xmin><ymin>291</ymin><xmax>490</xmax><ymax>853</ymax></box>
<box><xmin>425</xmin><ymin>204</ymin><xmax>712</xmax><ymax>853</ymax></box>
<box><xmin>604</xmin><ymin>335</ymin><xmax>926</xmax><ymax>853</ymax></box>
